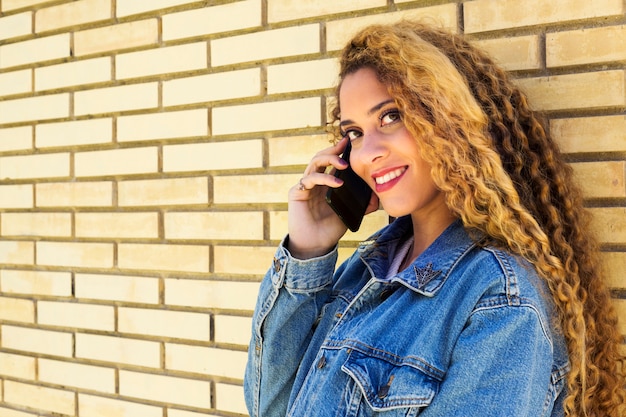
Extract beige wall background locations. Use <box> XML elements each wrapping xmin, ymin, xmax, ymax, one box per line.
<box><xmin>0</xmin><ymin>0</ymin><xmax>624</xmax><ymax>416</ymax></box>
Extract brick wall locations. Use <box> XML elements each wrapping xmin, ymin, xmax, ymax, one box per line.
<box><xmin>0</xmin><ymin>0</ymin><xmax>624</xmax><ymax>416</ymax></box>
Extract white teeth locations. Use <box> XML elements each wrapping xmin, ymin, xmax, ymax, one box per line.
<box><xmin>375</xmin><ymin>167</ymin><xmax>406</xmax><ymax>185</ymax></box>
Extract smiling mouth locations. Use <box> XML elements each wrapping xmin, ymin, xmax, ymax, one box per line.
<box><xmin>374</xmin><ymin>167</ymin><xmax>407</xmax><ymax>185</ymax></box>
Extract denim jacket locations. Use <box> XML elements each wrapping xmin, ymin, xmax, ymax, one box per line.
<box><xmin>244</xmin><ymin>217</ymin><xmax>569</xmax><ymax>417</ymax></box>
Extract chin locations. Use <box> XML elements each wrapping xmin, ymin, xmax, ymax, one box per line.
<box><xmin>380</xmin><ymin>204</ymin><xmax>411</xmax><ymax>219</ymax></box>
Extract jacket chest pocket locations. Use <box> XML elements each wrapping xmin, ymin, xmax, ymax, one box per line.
<box><xmin>341</xmin><ymin>350</ymin><xmax>438</xmax><ymax>417</ymax></box>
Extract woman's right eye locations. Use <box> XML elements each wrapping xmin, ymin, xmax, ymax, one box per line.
<box><xmin>343</xmin><ymin>130</ymin><xmax>362</xmax><ymax>141</ymax></box>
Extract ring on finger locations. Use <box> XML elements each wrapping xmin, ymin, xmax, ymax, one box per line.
<box><xmin>297</xmin><ymin>178</ymin><xmax>308</xmax><ymax>191</ymax></box>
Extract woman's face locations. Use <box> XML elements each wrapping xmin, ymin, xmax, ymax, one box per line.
<box><xmin>339</xmin><ymin>67</ymin><xmax>451</xmax><ymax>223</ymax></box>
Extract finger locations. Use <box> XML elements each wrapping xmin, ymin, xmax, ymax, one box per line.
<box><xmin>292</xmin><ymin>172</ymin><xmax>343</xmax><ymax>194</ymax></box>
<box><xmin>304</xmin><ymin>151</ymin><xmax>349</xmax><ymax>176</ymax></box>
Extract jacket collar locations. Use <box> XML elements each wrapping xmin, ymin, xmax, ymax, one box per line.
<box><xmin>357</xmin><ymin>216</ymin><xmax>478</xmax><ymax>297</ymax></box>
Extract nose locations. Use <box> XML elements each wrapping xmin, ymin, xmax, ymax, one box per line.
<box><xmin>352</xmin><ymin>131</ymin><xmax>388</xmax><ymax>165</ymax></box>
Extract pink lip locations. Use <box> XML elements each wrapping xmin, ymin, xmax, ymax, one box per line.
<box><xmin>372</xmin><ymin>166</ymin><xmax>407</xmax><ymax>193</ymax></box>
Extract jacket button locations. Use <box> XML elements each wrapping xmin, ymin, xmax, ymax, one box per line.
<box><xmin>273</xmin><ymin>257</ymin><xmax>281</xmax><ymax>272</ymax></box>
<box><xmin>316</xmin><ymin>355</ymin><xmax>326</xmax><ymax>369</ymax></box>
<box><xmin>379</xmin><ymin>288</ymin><xmax>393</xmax><ymax>301</ymax></box>
<box><xmin>377</xmin><ymin>375</ymin><xmax>394</xmax><ymax>399</ymax></box>
<box><xmin>377</xmin><ymin>384</ymin><xmax>390</xmax><ymax>399</ymax></box>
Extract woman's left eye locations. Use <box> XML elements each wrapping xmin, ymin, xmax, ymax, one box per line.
<box><xmin>380</xmin><ymin>110</ymin><xmax>401</xmax><ymax>126</ymax></box>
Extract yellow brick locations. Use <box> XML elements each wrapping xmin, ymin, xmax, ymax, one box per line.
<box><xmin>551</xmin><ymin>115</ymin><xmax>626</xmax><ymax>154</ymax></box>
<box><xmin>166</xmin><ymin>344</ymin><xmax>247</xmax><ymax>379</ymax></box>
<box><xmin>589</xmin><ymin>207</ymin><xmax>626</xmax><ymax>245</ymax></box>
<box><xmin>117</xmin><ymin>0</ymin><xmax>199</xmax><ymax>17</ymax></box>
<box><xmin>35</xmin><ymin>57</ymin><xmax>111</xmax><ymax>91</ymax></box>
<box><xmin>215</xmin><ymin>383</ymin><xmax>247</xmax><ymax>415</ymax></box>
<box><xmin>214</xmin><ymin>173</ymin><xmax>299</xmax><ymax>204</ymax></box>
<box><xmin>1</xmin><ymin>212</ymin><xmax>72</xmax><ymax>237</ymax></box>
<box><xmin>164</xmin><ymin>211</ymin><xmax>264</xmax><ymax>240</ymax></box>
<box><xmin>547</xmin><ymin>25</ymin><xmax>626</xmax><ymax>68</ymax></box>
<box><xmin>1</xmin><ymin>325</ymin><xmax>72</xmax><ymax>357</ymax></box>
<box><xmin>268</xmin><ymin>211</ymin><xmax>288</xmax><ymax>240</ymax></box>
<box><xmin>36</xmin><ymin>117</ymin><xmax>112</xmax><ymax>148</ymax></box>
<box><xmin>474</xmin><ymin>35</ymin><xmax>541</xmax><ymax>71</ymax></box>
<box><xmin>0</xmin><ymin>152</ymin><xmax>70</xmax><ymax>180</ymax></box>
<box><xmin>74</xmin><ymin>19</ymin><xmax>158</xmax><ymax>56</ymax></box>
<box><xmin>268</xmin><ymin>134</ymin><xmax>332</xmax><ymax>167</ymax></box>
<box><xmin>211</xmin><ymin>24</ymin><xmax>319</xmax><ymax>67</ymax></box>
<box><xmin>35</xmin><ymin>0</ymin><xmax>110</xmax><ymax>33</ymax></box>
<box><xmin>326</xmin><ymin>5</ymin><xmax>458</xmax><ymax>51</ymax></box>
<box><xmin>214</xmin><ymin>315</ymin><xmax>253</xmax><ymax>346</ymax></box>
<box><xmin>0</xmin><ymin>297</ymin><xmax>34</xmax><ymax>323</ymax></box>
<box><xmin>39</xmin><ymin>359</ymin><xmax>116</xmax><ymax>393</ymax></box>
<box><xmin>213</xmin><ymin>246</ymin><xmax>277</xmax><ymax>276</ymax></box>
<box><xmin>4</xmin><ymin>381</ymin><xmax>75</xmax><ymax>416</ymax></box>
<box><xmin>337</xmin><ymin>247</ymin><xmax>356</xmax><ymax>265</ymax></box>
<box><xmin>0</xmin><ymin>241</ymin><xmax>34</xmax><ymax>265</ymax></box>
<box><xmin>0</xmin><ymin>93</ymin><xmax>69</xmax><ymax>124</ymax></box>
<box><xmin>118</xmin><ymin>109</ymin><xmax>208</xmax><ymax>143</ymax></box>
<box><xmin>0</xmin><ymin>33</ymin><xmax>70</xmax><ymax>69</ymax></box>
<box><xmin>163</xmin><ymin>140</ymin><xmax>263</xmax><ymax>172</ymax></box>
<box><xmin>75</xmin><ymin>82</ymin><xmax>158</xmax><ymax>116</ymax></box>
<box><xmin>613</xmin><ymin>299</ymin><xmax>626</xmax><ymax>335</ymax></box>
<box><xmin>0</xmin><ymin>184</ymin><xmax>33</xmax><ymax>209</ymax></box>
<box><xmin>36</xmin><ymin>181</ymin><xmax>114</xmax><ymax>207</ymax></box>
<box><xmin>0</xmin><ymin>408</ymin><xmax>37</xmax><ymax>417</ymax></box>
<box><xmin>75</xmin><ymin>147</ymin><xmax>158</xmax><ymax>177</ymax></box>
<box><xmin>3</xmin><ymin>0</ymin><xmax>57</xmax><ymax>12</ymax></box>
<box><xmin>163</xmin><ymin>68</ymin><xmax>261</xmax><ymax>107</ymax></box>
<box><xmin>515</xmin><ymin>70</ymin><xmax>626</xmax><ymax>111</ymax></box>
<box><xmin>571</xmin><ymin>161</ymin><xmax>626</xmax><ymax>199</ymax></box>
<box><xmin>268</xmin><ymin>58</ymin><xmax>339</xmax><ymax>94</ymax></box>
<box><xmin>0</xmin><ymin>69</ymin><xmax>31</xmax><ymax>96</ymax></box>
<box><xmin>164</xmin><ymin>279</ymin><xmax>260</xmax><ymax>310</ymax></box>
<box><xmin>169</xmin><ymin>410</ymin><xmax>222</xmax><ymax>417</ymax></box>
<box><xmin>118</xmin><ymin>243</ymin><xmax>209</xmax><ymax>273</ymax></box>
<box><xmin>37</xmin><ymin>241</ymin><xmax>114</xmax><ymax>268</ymax></box>
<box><xmin>464</xmin><ymin>0</ymin><xmax>625</xmax><ymax>34</ymax></box>
<box><xmin>75</xmin><ymin>273</ymin><xmax>159</xmax><ymax>304</ymax></box>
<box><xmin>0</xmin><ymin>352</ymin><xmax>36</xmax><ymax>380</ymax></box>
<box><xmin>38</xmin><ymin>301</ymin><xmax>115</xmax><ymax>331</ymax></box>
<box><xmin>117</xmin><ymin>42</ymin><xmax>207</xmax><ymax>79</ymax></box>
<box><xmin>600</xmin><ymin>252</ymin><xmax>626</xmax><ymax>289</ymax></box>
<box><xmin>76</xmin><ymin>333</ymin><xmax>161</xmax><ymax>368</ymax></box>
<box><xmin>268</xmin><ymin>0</ymin><xmax>385</xmax><ymax>22</ymax></box>
<box><xmin>76</xmin><ymin>212</ymin><xmax>159</xmax><ymax>239</ymax></box>
<box><xmin>0</xmin><ymin>11</ymin><xmax>32</xmax><ymax>41</ymax></box>
<box><xmin>79</xmin><ymin>394</ymin><xmax>163</xmax><ymax>417</ymax></box>
<box><xmin>118</xmin><ymin>177</ymin><xmax>209</xmax><ymax>207</ymax></box>
<box><xmin>119</xmin><ymin>307</ymin><xmax>211</xmax><ymax>341</ymax></box>
<box><xmin>162</xmin><ymin>0</ymin><xmax>262</xmax><ymax>41</ymax></box>
<box><xmin>213</xmin><ymin>97</ymin><xmax>321</xmax><ymax>136</ymax></box>
<box><xmin>0</xmin><ymin>126</ymin><xmax>31</xmax><ymax>152</ymax></box>
<box><xmin>120</xmin><ymin>370</ymin><xmax>212</xmax><ymax>409</ymax></box>
<box><xmin>0</xmin><ymin>269</ymin><xmax>72</xmax><ymax>297</ymax></box>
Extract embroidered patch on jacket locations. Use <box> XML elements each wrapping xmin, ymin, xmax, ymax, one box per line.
<box><xmin>413</xmin><ymin>262</ymin><xmax>442</xmax><ymax>288</ymax></box>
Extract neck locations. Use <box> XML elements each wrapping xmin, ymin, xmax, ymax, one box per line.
<box><xmin>407</xmin><ymin>211</ymin><xmax>457</xmax><ymax>263</ymax></box>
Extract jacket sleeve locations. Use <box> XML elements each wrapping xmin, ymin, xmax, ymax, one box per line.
<box><xmin>420</xmin><ymin>304</ymin><xmax>567</xmax><ymax>417</ymax></box>
<box><xmin>244</xmin><ymin>237</ymin><xmax>338</xmax><ymax>417</ymax></box>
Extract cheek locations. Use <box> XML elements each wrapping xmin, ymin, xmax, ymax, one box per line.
<box><xmin>348</xmin><ymin>149</ymin><xmax>368</xmax><ymax>179</ymax></box>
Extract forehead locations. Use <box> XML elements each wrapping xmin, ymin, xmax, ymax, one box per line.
<box><xmin>339</xmin><ymin>68</ymin><xmax>392</xmax><ymax>117</ymax></box>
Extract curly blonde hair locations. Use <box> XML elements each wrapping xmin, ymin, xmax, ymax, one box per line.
<box><xmin>330</xmin><ymin>21</ymin><xmax>626</xmax><ymax>417</ymax></box>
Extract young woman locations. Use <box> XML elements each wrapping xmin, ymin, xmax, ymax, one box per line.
<box><xmin>244</xmin><ymin>21</ymin><xmax>626</xmax><ymax>417</ymax></box>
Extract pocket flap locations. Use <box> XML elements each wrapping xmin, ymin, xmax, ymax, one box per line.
<box><xmin>342</xmin><ymin>350</ymin><xmax>437</xmax><ymax>411</ymax></box>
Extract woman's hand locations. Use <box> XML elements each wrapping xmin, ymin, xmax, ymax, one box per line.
<box><xmin>287</xmin><ymin>137</ymin><xmax>378</xmax><ymax>259</ymax></box>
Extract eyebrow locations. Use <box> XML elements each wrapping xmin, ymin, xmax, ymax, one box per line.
<box><xmin>339</xmin><ymin>99</ymin><xmax>396</xmax><ymax>127</ymax></box>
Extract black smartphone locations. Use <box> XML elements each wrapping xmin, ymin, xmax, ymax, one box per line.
<box><xmin>325</xmin><ymin>140</ymin><xmax>372</xmax><ymax>232</ymax></box>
